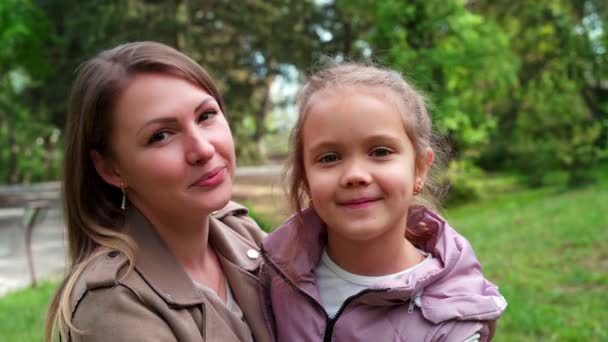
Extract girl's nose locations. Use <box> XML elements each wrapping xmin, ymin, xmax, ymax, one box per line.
<box><xmin>185</xmin><ymin>132</ymin><xmax>215</xmax><ymax>165</ymax></box>
<box><xmin>340</xmin><ymin>161</ymin><xmax>372</xmax><ymax>187</ymax></box>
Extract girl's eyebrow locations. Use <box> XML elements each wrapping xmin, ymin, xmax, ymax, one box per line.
<box><xmin>306</xmin><ymin>140</ymin><xmax>341</xmax><ymax>155</ymax></box>
<box><xmin>137</xmin><ymin>97</ymin><xmax>215</xmax><ymax>136</ymax></box>
<box><xmin>308</xmin><ymin>133</ymin><xmax>402</xmax><ymax>151</ymax></box>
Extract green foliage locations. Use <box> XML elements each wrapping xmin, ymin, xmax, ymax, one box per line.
<box><xmin>475</xmin><ymin>0</ymin><xmax>608</xmax><ymax>187</ymax></box>
<box><xmin>0</xmin><ymin>0</ymin><xmax>52</xmax><ymax>76</ymax></box>
<box><xmin>32</xmin><ymin>0</ymin><xmax>341</xmax><ymax>165</ymax></box>
<box><xmin>346</xmin><ymin>0</ymin><xmax>519</xmax><ymax>160</ymax></box>
<box><xmin>0</xmin><ymin>0</ymin><xmax>606</xmax><ymax>185</ymax></box>
<box><xmin>441</xmin><ymin>159</ymin><xmax>484</xmax><ymax>205</ymax></box>
<box><xmin>340</xmin><ymin>0</ymin><xmax>608</xmax><ymax>191</ymax></box>
<box><xmin>511</xmin><ymin>73</ymin><xmax>602</xmax><ymax>186</ymax></box>
<box><xmin>0</xmin><ymin>104</ymin><xmax>62</xmax><ymax>183</ymax></box>
<box><xmin>0</xmin><ymin>0</ymin><xmax>60</xmax><ymax>184</ymax></box>
<box><xmin>244</xmin><ymin>202</ymin><xmax>274</xmax><ymax>233</ymax></box>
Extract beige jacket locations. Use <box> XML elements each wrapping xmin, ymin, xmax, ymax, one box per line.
<box><xmin>69</xmin><ymin>201</ymin><xmax>271</xmax><ymax>342</ymax></box>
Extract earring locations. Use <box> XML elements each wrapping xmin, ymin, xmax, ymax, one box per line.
<box><xmin>413</xmin><ymin>183</ymin><xmax>423</xmax><ymax>195</ymax></box>
<box><xmin>120</xmin><ymin>182</ymin><xmax>127</xmax><ymax>210</ymax></box>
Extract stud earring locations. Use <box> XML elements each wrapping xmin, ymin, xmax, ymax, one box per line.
<box><xmin>413</xmin><ymin>183</ymin><xmax>423</xmax><ymax>195</ymax></box>
<box><xmin>120</xmin><ymin>182</ymin><xmax>127</xmax><ymax>210</ymax></box>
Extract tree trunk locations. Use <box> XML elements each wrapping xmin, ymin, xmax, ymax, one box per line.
<box><xmin>0</xmin><ymin>110</ymin><xmax>4</xmax><ymax>181</ymax></box>
<box><xmin>253</xmin><ymin>77</ymin><xmax>274</xmax><ymax>160</ymax></box>
<box><xmin>7</xmin><ymin>113</ymin><xmax>19</xmax><ymax>184</ymax></box>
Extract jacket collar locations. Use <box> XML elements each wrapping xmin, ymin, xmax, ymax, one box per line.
<box><xmin>262</xmin><ymin>206</ymin><xmax>507</xmax><ymax>323</ymax></box>
<box><xmin>125</xmin><ymin>207</ymin><xmax>202</xmax><ymax>306</ymax></box>
<box><xmin>125</xmin><ymin>205</ymin><xmax>260</xmax><ymax>306</ymax></box>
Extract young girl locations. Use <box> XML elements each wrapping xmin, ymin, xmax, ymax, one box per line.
<box><xmin>260</xmin><ymin>63</ymin><xmax>507</xmax><ymax>341</ymax></box>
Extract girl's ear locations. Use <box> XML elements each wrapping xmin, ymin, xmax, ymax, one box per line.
<box><xmin>303</xmin><ymin>182</ymin><xmax>311</xmax><ymax>201</ymax></box>
<box><xmin>90</xmin><ymin>150</ymin><xmax>123</xmax><ymax>188</ymax></box>
<box><xmin>416</xmin><ymin>147</ymin><xmax>435</xmax><ymax>182</ymax></box>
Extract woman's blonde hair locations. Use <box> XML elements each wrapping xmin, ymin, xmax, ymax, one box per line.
<box><xmin>45</xmin><ymin>41</ymin><xmax>225</xmax><ymax>341</ymax></box>
<box><xmin>285</xmin><ymin>62</ymin><xmax>447</xmax><ymax>246</ymax></box>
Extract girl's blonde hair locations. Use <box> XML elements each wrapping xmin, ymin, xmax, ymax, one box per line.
<box><xmin>285</xmin><ymin>62</ymin><xmax>447</xmax><ymax>245</ymax></box>
<box><xmin>45</xmin><ymin>41</ymin><xmax>225</xmax><ymax>341</ymax></box>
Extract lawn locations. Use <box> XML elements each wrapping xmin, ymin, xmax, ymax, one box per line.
<box><xmin>0</xmin><ymin>280</ymin><xmax>57</xmax><ymax>341</ymax></box>
<box><xmin>1</xmin><ymin>173</ymin><xmax>606</xmax><ymax>341</ymax></box>
<box><xmin>443</xmin><ymin>174</ymin><xmax>608</xmax><ymax>341</ymax></box>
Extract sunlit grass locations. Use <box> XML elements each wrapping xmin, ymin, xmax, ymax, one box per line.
<box><xmin>444</xmin><ymin>175</ymin><xmax>608</xmax><ymax>341</ymax></box>
<box><xmin>0</xmin><ymin>280</ymin><xmax>56</xmax><ymax>341</ymax></box>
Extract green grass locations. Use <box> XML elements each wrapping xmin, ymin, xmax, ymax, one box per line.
<box><xmin>1</xmin><ymin>172</ymin><xmax>606</xmax><ymax>341</ymax></box>
<box><xmin>443</xmin><ymin>175</ymin><xmax>608</xmax><ymax>341</ymax></box>
<box><xmin>0</xmin><ymin>280</ymin><xmax>57</xmax><ymax>341</ymax></box>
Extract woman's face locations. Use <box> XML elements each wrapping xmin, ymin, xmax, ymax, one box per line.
<box><xmin>96</xmin><ymin>73</ymin><xmax>236</xmax><ymax>221</ymax></box>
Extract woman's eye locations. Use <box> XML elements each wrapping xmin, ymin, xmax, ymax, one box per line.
<box><xmin>148</xmin><ymin>131</ymin><xmax>170</xmax><ymax>144</ymax></box>
<box><xmin>319</xmin><ymin>153</ymin><xmax>340</xmax><ymax>163</ymax></box>
<box><xmin>370</xmin><ymin>147</ymin><xmax>392</xmax><ymax>157</ymax></box>
<box><xmin>198</xmin><ymin>110</ymin><xmax>218</xmax><ymax>123</ymax></box>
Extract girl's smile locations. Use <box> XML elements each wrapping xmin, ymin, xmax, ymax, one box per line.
<box><xmin>338</xmin><ymin>196</ymin><xmax>383</xmax><ymax>209</ymax></box>
<box><xmin>301</xmin><ymin>85</ymin><xmax>423</xmax><ymax>260</ymax></box>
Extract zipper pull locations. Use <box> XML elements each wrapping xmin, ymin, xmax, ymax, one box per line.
<box><xmin>408</xmin><ymin>290</ymin><xmax>422</xmax><ymax>314</ymax></box>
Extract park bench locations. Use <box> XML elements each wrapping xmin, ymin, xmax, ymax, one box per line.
<box><xmin>0</xmin><ymin>182</ymin><xmax>61</xmax><ymax>287</ymax></box>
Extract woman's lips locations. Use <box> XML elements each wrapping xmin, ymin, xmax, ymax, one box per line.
<box><xmin>193</xmin><ymin>166</ymin><xmax>226</xmax><ymax>188</ymax></box>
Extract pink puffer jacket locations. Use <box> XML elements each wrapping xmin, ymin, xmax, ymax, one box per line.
<box><xmin>260</xmin><ymin>206</ymin><xmax>507</xmax><ymax>342</ymax></box>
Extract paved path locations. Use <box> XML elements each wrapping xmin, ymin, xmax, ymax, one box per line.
<box><xmin>0</xmin><ymin>165</ymin><xmax>284</xmax><ymax>297</ymax></box>
<box><xmin>0</xmin><ymin>206</ymin><xmax>66</xmax><ymax>297</ymax></box>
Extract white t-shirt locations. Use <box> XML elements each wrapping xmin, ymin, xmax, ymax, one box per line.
<box><xmin>190</xmin><ymin>279</ymin><xmax>253</xmax><ymax>341</ymax></box>
<box><xmin>315</xmin><ymin>249</ymin><xmax>431</xmax><ymax>317</ymax></box>
<box><xmin>314</xmin><ymin>249</ymin><xmax>480</xmax><ymax>342</ymax></box>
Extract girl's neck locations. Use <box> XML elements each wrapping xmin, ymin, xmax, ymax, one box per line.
<box><xmin>326</xmin><ymin>228</ymin><xmax>423</xmax><ymax>277</ymax></box>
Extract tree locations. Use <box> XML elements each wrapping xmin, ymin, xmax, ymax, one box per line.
<box><xmin>33</xmin><ymin>0</ymin><xmax>346</xmax><ymax>163</ymax></box>
<box><xmin>335</xmin><ymin>0</ymin><xmax>519</xmax><ymax>200</ymax></box>
<box><xmin>0</xmin><ymin>0</ymin><xmax>58</xmax><ymax>183</ymax></box>
<box><xmin>474</xmin><ymin>0</ymin><xmax>608</xmax><ymax>185</ymax></box>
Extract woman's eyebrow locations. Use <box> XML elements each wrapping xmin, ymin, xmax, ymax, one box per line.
<box><xmin>193</xmin><ymin>97</ymin><xmax>215</xmax><ymax>113</ymax></box>
<box><xmin>137</xmin><ymin>97</ymin><xmax>217</xmax><ymax>136</ymax></box>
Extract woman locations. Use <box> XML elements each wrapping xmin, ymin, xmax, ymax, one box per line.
<box><xmin>45</xmin><ymin>42</ymin><xmax>271</xmax><ymax>342</ymax></box>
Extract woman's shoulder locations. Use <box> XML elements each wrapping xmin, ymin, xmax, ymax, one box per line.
<box><xmin>69</xmin><ymin>259</ymin><xmax>176</xmax><ymax>341</ymax></box>
<box><xmin>212</xmin><ymin>201</ymin><xmax>267</xmax><ymax>243</ymax></box>
<box><xmin>70</xmin><ymin>248</ymin><xmax>133</xmax><ymax>309</ymax></box>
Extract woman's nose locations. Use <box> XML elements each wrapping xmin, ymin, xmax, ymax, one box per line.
<box><xmin>185</xmin><ymin>132</ymin><xmax>215</xmax><ymax>165</ymax></box>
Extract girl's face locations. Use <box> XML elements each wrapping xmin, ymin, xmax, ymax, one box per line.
<box><xmin>301</xmin><ymin>86</ymin><xmax>432</xmax><ymax>251</ymax></box>
<box><xmin>93</xmin><ymin>73</ymin><xmax>236</xmax><ymax>221</ymax></box>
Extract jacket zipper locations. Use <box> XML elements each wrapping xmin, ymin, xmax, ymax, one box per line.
<box><xmin>261</xmin><ymin>249</ymin><xmax>390</xmax><ymax>342</ymax></box>
<box><xmin>261</xmin><ymin>250</ymin><xmax>331</xmax><ymax>323</ymax></box>
<box><xmin>322</xmin><ymin>288</ymin><xmax>387</xmax><ymax>342</ymax></box>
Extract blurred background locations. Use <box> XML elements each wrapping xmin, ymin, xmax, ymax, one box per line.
<box><xmin>0</xmin><ymin>0</ymin><xmax>607</xmax><ymax>341</ymax></box>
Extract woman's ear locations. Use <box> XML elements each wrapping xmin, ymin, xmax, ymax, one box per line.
<box><xmin>90</xmin><ymin>150</ymin><xmax>123</xmax><ymax>188</ymax></box>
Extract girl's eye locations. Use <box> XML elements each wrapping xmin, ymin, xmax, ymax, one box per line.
<box><xmin>319</xmin><ymin>153</ymin><xmax>340</xmax><ymax>163</ymax></box>
<box><xmin>198</xmin><ymin>110</ymin><xmax>218</xmax><ymax>123</ymax></box>
<box><xmin>370</xmin><ymin>147</ymin><xmax>392</xmax><ymax>157</ymax></box>
<box><xmin>148</xmin><ymin>131</ymin><xmax>170</xmax><ymax>144</ymax></box>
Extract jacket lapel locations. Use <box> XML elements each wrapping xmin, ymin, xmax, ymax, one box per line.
<box><xmin>209</xmin><ymin>216</ymin><xmax>271</xmax><ymax>342</ymax></box>
<box><xmin>125</xmin><ymin>208</ymin><xmax>204</xmax><ymax>306</ymax></box>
